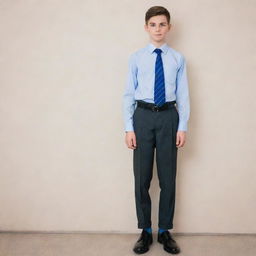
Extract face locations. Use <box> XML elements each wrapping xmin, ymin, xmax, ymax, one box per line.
<box><xmin>144</xmin><ymin>15</ymin><xmax>171</xmax><ymax>44</ymax></box>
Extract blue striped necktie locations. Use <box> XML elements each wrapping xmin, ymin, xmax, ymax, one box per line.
<box><xmin>154</xmin><ymin>48</ymin><xmax>166</xmax><ymax>106</ymax></box>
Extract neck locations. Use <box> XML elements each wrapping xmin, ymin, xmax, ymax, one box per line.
<box><xmin>150</xmin><ymin>39</ymin><xmax>166</xmax><ymax>48</ymax></box>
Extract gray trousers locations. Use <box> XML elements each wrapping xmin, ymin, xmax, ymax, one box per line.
<box><xmin>133</xmin><ymin>101</ymin><xmax>179</xmax><ymax>230</ymax></box>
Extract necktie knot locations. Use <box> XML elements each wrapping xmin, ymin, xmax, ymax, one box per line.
<box><xmin>154</xmin><ymin>48</ymin><xmax>162</xmax><ymax>55</ymax></box>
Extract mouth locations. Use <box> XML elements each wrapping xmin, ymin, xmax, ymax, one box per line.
<box><xmin>155</xmin><ymin>34</ymin><xmax>162</xmax><ymax>36</ymax></box>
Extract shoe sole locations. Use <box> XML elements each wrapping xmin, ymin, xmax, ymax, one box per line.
<box><xmin>133</xmin><ymin>248</ymin><xmax>149</xmax><ymax>254</ymax></box>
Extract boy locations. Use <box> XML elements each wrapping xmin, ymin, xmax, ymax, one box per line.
<box><xmin>123</xmin><ymin>6</ymin><xmax>190</xmax><ymax>254</ymax></box>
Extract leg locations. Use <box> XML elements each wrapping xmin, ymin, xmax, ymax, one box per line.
<box><xmin>133</xmin><ymin>107</ymin><xmax>155</xmax><ymax>229</ymax></box>
<box><xmin>155</xmin><ymin>107</ymin><xmax>179</xmax><ymax>229</ymax></box>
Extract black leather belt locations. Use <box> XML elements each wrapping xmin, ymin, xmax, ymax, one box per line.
<box><xmin>136</xmin><ymin>100</ymin><xmax>176</xmax><ymax>112</ymax></box>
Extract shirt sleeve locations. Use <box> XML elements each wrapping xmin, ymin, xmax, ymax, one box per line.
<box><xmin>175</xmin><ymin>55</ymin><xmax>190</xmax><ymax>131</ymax></box>
<box><xmin>122</xmin><ymin>53</ymin><xmax>138</xmax><ymax>132</ymax></box>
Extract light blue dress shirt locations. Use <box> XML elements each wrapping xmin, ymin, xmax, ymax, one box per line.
<box><xmin>123</xmin><ymin>42</ymin><xmax>190</xmax><ymax>132</ymax></box>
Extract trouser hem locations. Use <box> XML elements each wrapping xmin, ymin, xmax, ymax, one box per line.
<box><xmin>158</xmin><ymin>224</ymin><xmax>173</xmax><ymax>230</ymax></box>
<box><xmin>138</xmin><ymin>223</ymin><xmax>152</xmax><ymax>229</ymax></box>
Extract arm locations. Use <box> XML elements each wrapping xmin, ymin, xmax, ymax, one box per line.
<box><xmin>175</xmin><ymin>55</ymin><xmax>190</xmax><ymax>132</ymax></box>
<box><xmin>123</xmin><ymin>53</ymin><xmax>138</xmax><ymax>132</ymax></box>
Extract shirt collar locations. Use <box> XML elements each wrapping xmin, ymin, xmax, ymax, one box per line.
<box><xmin>147</xmin><ymin>42</ymin><xmax>169</xmax><ymax>55</ymax></box>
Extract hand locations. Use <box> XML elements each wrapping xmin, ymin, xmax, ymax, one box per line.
<box><xmin>125</xmin><ymin>131</ymin><xmax>137</xmax><ymax>149</ymax></box>
<box><xmin>176</xmin><ymin>131</ymin><xmax>186</xmax><ymax>148</ymax></box>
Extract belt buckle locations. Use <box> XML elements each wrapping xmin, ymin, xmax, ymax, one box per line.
<box><xmin>152</xmin><ymin>105</ymin><xmax>159</xmax><ymax>112</ymax></box>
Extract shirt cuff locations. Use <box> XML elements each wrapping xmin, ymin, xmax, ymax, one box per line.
<box><xmin>125</xmin><ymin>122</ymin><xmax>134</xmax><ymax>132</ymax></box>
<box><xmin>177</xmin><ymin>121</ymin><xmax>188</xmax><ymax>132</ymax></box>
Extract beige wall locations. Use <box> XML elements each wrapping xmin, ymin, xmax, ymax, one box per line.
<box><xmin>0</xmin><ymin>0</ymin><xmax>255</xmax><ymax>233</ymax></box>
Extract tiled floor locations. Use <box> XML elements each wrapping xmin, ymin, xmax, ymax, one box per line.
<box><xmin>0</xmin><ymin>232</ymin><xmax>256</xmax><ymax>256</ymax></box>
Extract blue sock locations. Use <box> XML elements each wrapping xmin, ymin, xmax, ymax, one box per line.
<box><xmin>158</xmin><ymin>228</ymin><xmax>168</xmax><ymax>234</ymax></box>
<box><xmin>143</xmin><ymin>227</ymin><xmax>152</xmax><ymax>233</ymax></box>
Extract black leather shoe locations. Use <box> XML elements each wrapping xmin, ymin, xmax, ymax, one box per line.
<box><xmin>133</xmin><ymin>229</ymin><xmax>153</xmax><ymax>254</ymax></box>
<box><xmin>157</xmin><ymin>231</ymin><xmax>180</xmax><ymax>254</ymax></box>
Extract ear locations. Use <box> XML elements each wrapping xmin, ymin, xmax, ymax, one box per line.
<box><xmin>168</xmin><ymin>23</ymin><xmax>172</xmax><ymax>31</ymax></box>
<box><xmin>144</xmin><ymin>24</ymin><xmax>148</xmax><ymax>32</ymax></box>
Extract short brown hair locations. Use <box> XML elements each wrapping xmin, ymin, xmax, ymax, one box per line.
<box><xmin>145</xmin><ymin>6</ymin><xmax>171</xmax><ymax>25</ymax></box>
